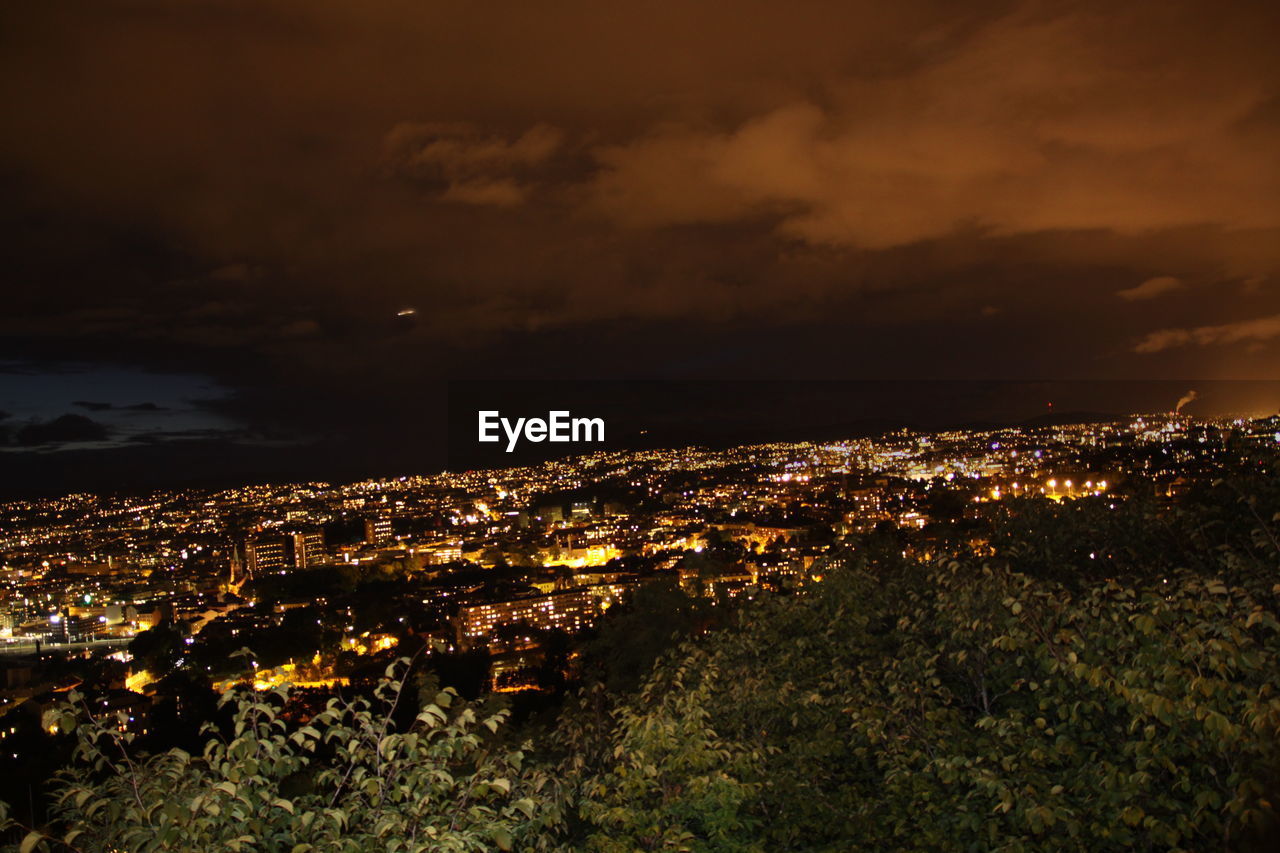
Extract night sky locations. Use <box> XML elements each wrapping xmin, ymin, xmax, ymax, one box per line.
<box><xmin>2</xmin><ymin>0</ymin><xmax>1279</xmax><ymax>495</ymax></box>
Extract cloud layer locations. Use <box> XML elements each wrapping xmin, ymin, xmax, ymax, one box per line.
<box><xmin>5</xmin><ymin>413</ymin><xmax>110</xmax><ymax>447</ymax></box>
<box><xmin>0</xmin><ymin>0</ymin><xmax>1277</xmax><ymax>485</ymax></box>
<box><xmin>1136</xmin><ymin>313</ymin><xmax>1280</xmax><ymax>353</ymax></box>
<box><xmin>1118</xmin><ymin>277</ymin><xmax>1185</xmax><ymax>301</ymax></box>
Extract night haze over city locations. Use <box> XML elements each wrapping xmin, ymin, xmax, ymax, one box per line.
<box><xmin>1</xmin><ymin>2</ymin><xmax>1279</xmax><ymax>851</ymax></box>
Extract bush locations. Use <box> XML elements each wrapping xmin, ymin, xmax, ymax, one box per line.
<box><xmin>3</xmin><ymin>659</ymin><xmax>562</xmax><ymax>852</ymax></box>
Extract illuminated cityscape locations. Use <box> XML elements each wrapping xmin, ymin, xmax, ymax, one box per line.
<box><xmin>3</xmin><ymin>412</ymin><xmax>1273</xmax><ymax>693</ymax></box>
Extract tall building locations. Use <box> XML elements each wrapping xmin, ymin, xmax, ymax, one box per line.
<box><xmin>364</xmin><ymin>515</ymin><xmax>394</xmax><ymax>546</ymax></box>
<box><xmin>291</xmin><ymin>530</ymin><xmax>326</xmax><ymax>567</ymax></box>
<box><xmin>245</xmin><ymin>537</ymin><xmax>287</xmax><ymax>575</ymax></box>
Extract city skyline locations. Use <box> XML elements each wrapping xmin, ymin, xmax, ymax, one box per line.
<box><xmin>1</xmin><ymin>377</ymin><xmax>1279</xmax><ymax>498</ymax></box>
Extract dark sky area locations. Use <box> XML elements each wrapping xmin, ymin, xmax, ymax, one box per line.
<box><xmin>1</xmin><ymin>0</ymin><xmax>1279</xmax><ymax>496</ymax></box>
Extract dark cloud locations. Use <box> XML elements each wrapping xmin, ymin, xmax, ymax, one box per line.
<box><xmin>10</xmin><ymin>413</ymin><xmax>110</xmax><ymax>447</ymax></box>
<box><xmin>584</xmin><ymin>8</ymin><xmax>1280</xmax><ymax>250</ymax></box>
<box><xmin>71</xmin><ymin>400</ymin><xmax>167</xmax><ymax>412</ymax></box>
<box><xmin>1117</xmin><ymin>277</ymin><xmax>1185</xmax><ymax>302</ymax></box>
<box><xmin>383</xmin><ymin>122</ymin><xmax>565</xmax><ymax>207</ymax></box>
<box><xmin>127</xmin><ymin>427</ymin><xmax>247</xmax><ymax>444</ymax></box>
<box><xmin>1135</xmin><ymin>314</ymin><xmax>1280</xmax><ymax>354</ymax></box>
<box><xmin>0</xmin><ymin>361</ymin><xmax>83</xmax><ymax>375</ymax></box>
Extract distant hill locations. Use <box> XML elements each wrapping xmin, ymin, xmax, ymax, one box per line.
<box><xmin>1018</xmin><ymin>410</ymin><xmax>1123</xmax><ymax>429</ymax></box>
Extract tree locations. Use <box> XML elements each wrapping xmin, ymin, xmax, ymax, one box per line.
<box><xmin>589</xmin><ymin>545</ymin><xmax>1280</xmax><ymax>849</ymax></box>
<box><xmin>571</xmin><ymin>660</ymin><xmax>762</xmax><ymax>852</ymax></box>
<box><xmin>128</xmin><ymin>622</ymin><xmax>186</xmax><ymax>678</ymax></box>
<box><xmin>2</xmin><ymin>659</ymin><xmax>562</xmax><ymax>852</ymax></box>
<box><xmin>579</xmin><ymin>577</ymin><xmax>713</xmax><ymax>695</ymax></box>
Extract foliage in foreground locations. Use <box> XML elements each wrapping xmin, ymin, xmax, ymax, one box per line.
<box><xmin>550</xmin><ymin>470</ymin><xmax>1280</xmax><ymax>851</ymax></box>
<box><xmin>594</xmin><ymin>468</ymin><xmax>1280</xmax><ymax>850</ymax></box>
<box><xmin>567</xmin><ymin>661</ymin><xmax>762</xmax><ymax>853</ymax></box>
<box><xmin>654</xmin><ymin>562</ymin><xmax>1280</xmax><ymax>851</ymax></box>
<box><xmin>3</xmin><ymin>660</ymin><xmax>561</xmax><ymax>852</ymax></box>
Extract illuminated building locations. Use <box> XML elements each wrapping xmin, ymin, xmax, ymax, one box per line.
<box><xmin>424</xmin><ymin>542</ymin><xmax>463</xmax><ymax>565</ymax></box>
<box><xmin>456</xmin><ymin>589</ymin><xmax>598</xmax><ymax>644</ymax></box>
<box><xmin>245</xmin><ymin>537</ymin><xmax>286</xmax><ymax>574</ymax></box>
<box><xmin>246</xmin><ymin>530</ymin><xmax>325</xmax><ymax>572</ymax></box>
<box><xmin>291</xmin><ymin>530</ymin><xmax>326</xmax><ymax>567</ymax></box>
<box><xmin>364</xmin><ymin>516</ymin><xmax>394</xmax><ymax>546</ymax></box>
